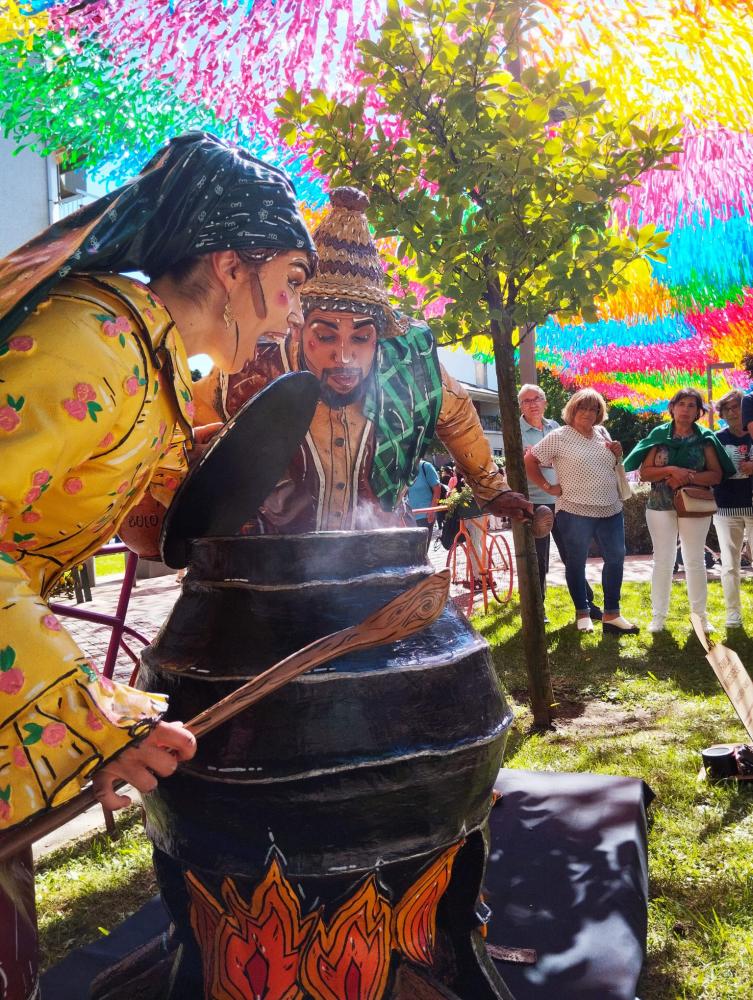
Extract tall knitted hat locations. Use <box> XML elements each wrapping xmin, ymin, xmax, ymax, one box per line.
<box><xmin>301</xmin><ymin>187</ymin><xmax>408</xmax><ymax>338</ymax></box>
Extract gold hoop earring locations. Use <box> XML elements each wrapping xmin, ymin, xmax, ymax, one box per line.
<box><xmin>223</xmin><ymin>296</ymin><xmax>234</xmax><ymax>329</ymax></box>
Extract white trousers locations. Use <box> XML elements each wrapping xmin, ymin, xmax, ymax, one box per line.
<box><xmin>713</xmin><ymin>513</ymin><xmax>753</xmax><ymax>618</ymax></box>
<box><xmin>645</xmin><ymin>508</ymin><xmax>711</xmax><ymax>621</ymax></box>
<box><xmin>465</xmin><ymin>517</ymin><xmax>486</xmax><ymax>579</ymax></box>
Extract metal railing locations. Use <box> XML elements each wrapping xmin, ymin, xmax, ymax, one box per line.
<box><xmin>55</xmin><ymin>190</ymin><xmax>98</xmax><ymax>220</ymax></box>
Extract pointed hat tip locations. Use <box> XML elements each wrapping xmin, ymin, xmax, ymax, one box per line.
<box><xmin>329</xmin><ymin>186</ymin><xmax>370</xmax><ymax>211</ymax></box>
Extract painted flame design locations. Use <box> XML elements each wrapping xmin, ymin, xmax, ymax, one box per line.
<box><xmin>301</xmin><ymin>875</ymin><xmax>392</xmax><ymax>1000</ymax></box>
<box><xmin>186</xmin><ymin>858</ymin><xmax>318</xmax><ymax>1000</ymax></box>
<box><xmin>185</xmin><ymin>841</ymin><xmax>462</xmax><ymax>999</ymax></box>
<box><xmin>392</xmin><ymin>841</ymin><xmax>462</xmax><ymax>966</ymax></box>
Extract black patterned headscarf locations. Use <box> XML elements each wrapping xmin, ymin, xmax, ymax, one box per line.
<box><xmin>0</xmin><ymin>132</ymin><xmax>315</xmax><ymax>344</ymax></box>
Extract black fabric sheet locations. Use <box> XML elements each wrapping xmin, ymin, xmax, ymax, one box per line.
<box><xmin>40</xmin><ymin>896</ymin><xmax>169</xmax><ymax>999</ymax></box>
<box><xmin>41</xmin><ymin>768</ymin><xmax>652</xmax><ymax>999</ymax></box>
<box><xmin>487</xmin><ymin>768</ymin><xmax>652</xmax><ymax>1000</ymax></box>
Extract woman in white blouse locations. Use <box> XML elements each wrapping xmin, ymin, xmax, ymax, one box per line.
<box><xmin>524</xmin><ymin>389</ymin><xmax>638</xmax><ymax>634</ymax></box>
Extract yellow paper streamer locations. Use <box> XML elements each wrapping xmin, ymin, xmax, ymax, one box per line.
<box><xmin>0</xmin><ymin>1</ymin><xmax>49</xmax><ymax>48</ymax></box>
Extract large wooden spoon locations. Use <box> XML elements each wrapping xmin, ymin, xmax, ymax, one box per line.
<box><xmin>0</xmin><ymin>570</ymin><xmax>450</xmax><ymax>862</ymax></box>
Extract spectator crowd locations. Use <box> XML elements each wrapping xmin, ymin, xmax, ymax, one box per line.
<box><xmin>410</xmin><ymin>380</ymin><xmax>753</xmax><ymax>634</ymax></box>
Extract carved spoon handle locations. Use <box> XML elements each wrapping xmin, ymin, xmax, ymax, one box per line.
<box><xmin>0</xmin><ymin>571</ymin><xmax>449</xmax><ymax>862</ymax></box>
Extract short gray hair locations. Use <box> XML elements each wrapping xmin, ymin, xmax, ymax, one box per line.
<box><xmin>518</xmin><ymin>383</ymin><xmax>546</xmax><ymax>404</ymax></box>
<box><xmin>716</xmin><ymin>389</ymin><xmax>742</xmax><ymax>416</ymax></box>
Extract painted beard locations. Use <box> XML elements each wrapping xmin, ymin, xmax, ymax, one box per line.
<box><xmin>318</xmin><ymin>367</ymin><xmax>367</xmax><ymax>408</ymax></box>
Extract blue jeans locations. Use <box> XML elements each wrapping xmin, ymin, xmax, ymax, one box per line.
<box><xmin>555</xmin><ymin>510</ymin><xmax>626</xmax><ymax>614</ymax></box>
<box><xmin>535</xmin><ymin>503</ymin><xmax>596</xmax><ymax>610</ymax></box>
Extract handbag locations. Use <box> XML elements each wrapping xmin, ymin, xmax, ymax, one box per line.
<box><xmin>440</xmin><ymin>509</ymin><xmax>460</xmax><ymax>550</ymax></box>
<box><xmin>596</xmin><ymin>426</ymin><xmax>631</xmax><ymax>501</ymax></box>
<box><xmin>615</xmin><ymin>462</ymin><xmax>632</xmax><ymax>502</ymax></box>
<box><xmin>673</xmin><ymin>485</ymin><xmax>717</xmax><ymax>518</ymax></box>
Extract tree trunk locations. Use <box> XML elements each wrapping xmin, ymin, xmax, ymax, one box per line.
<box><xmin>489</xmin><ymin>313</ymin><xmax>553</xmax><ymax>728</ymax></box>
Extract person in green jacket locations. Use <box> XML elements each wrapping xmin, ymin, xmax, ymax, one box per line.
<box><xmin>624</xmin><ymin>388</ymin><xmax>734</xmax><ymax>633</ymax></box>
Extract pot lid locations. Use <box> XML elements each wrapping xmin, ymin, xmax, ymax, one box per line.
<box><xmin>161</xmin><ymin>370</ymin><xmax>320</xmax><ymax>567</ymax></box>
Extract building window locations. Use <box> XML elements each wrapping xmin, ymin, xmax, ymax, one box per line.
<box><xmin>480</xmin><ymin>413</ymin><xmax>502</xmax><ymax>431</ymax></box>
<box><xmin>58</xmin><ymin>163</ymin><xmax>87</xmax><ymax>201</ymax></box>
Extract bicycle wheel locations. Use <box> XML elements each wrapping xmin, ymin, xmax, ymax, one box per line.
<box><xmin>487</xmin><ymin>534</ymin><xmax>514</xmax><ymax>604</ymax></box>
<box><xmin>446</xmin><ymin>535</ymin><xmax>474</xmax><ymax>615</ymax></box>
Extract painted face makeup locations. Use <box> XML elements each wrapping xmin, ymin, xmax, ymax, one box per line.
<box><xmin>302</xmin><ymin>309</ymin><xmax>378</xmax><ymax>406</ymax></box>
<box><xmin>222</xmin><ymin>250</ymin><xmax>310</xmax><ymax>374</ymax></box>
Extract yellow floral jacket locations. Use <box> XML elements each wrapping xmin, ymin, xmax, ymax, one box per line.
<box><xmin>0</xmin><ymin>274</ymin><xmax>194</xmax><ymax>830</ymax></box>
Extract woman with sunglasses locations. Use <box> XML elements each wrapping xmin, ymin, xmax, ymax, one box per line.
<box><xmin>525</xmin><ymin>388</ymin><xmax>637</xmax><ymax>634</ymax></box>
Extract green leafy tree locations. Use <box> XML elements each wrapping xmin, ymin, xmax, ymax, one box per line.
<box><xmin>606</xmin><ymin>404</ymin><xmax>665</xmax><ymax>456</ymax></box>
<box><xmin>279</xmin><ymin>0</ymin><xmax>680</xmax><ymax>725</ymax></box>
<box><xmin>534</xmin><ymin>367</ymin><xmax>571</xmax><ymax>423</ymax></box>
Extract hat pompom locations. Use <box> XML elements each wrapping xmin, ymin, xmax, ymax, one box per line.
<box><xmin>330</xmin><ymin>187</ymin><xmax>370</xmax><ymax>211</ymax></box>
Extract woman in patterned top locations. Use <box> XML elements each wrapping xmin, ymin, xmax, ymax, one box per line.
<box><xmin>0</xmin><ymin>133</ymin><xmax>316</xmax><ymax>831</ymax></box>
<box><xmin>713</xmin><ymin>390</ymin><xmax>753</xmax><ymax>628</ymax></box>
<box><xmin>525</xmin><ymin>388</ymin><xmax>638</xmax><ymax>634</ymax></box>
<box><xmin>624</xmin><ymin>388</ymin><xmax>732</xmax><ymax>633</ymax></box>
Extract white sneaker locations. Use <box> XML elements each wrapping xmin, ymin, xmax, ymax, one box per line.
<box><xmin>725</xmin><ymin>614</ymin><xmax>743</xmax><ymax>628</ymax></box>
<box><xmin>648</xmin><ymin>618</ymin><xmax>666</xmax><ymax>633</ymax></box>
<box><xmin>576</xmin><ymin>617</ymin><xmax>594</xmax><ymax>632</ymax></box>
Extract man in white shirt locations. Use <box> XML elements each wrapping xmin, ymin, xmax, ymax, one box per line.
<box><xmin>519</xmin><ymin>384</ymin><xmax>601</xmax><ymax>620</ymax></box>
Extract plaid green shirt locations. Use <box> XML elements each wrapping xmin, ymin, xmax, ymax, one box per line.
<box><xmin>363</xmin><ymin>318</ymin><xmax>443</xmax><ymax>510</ymax></box>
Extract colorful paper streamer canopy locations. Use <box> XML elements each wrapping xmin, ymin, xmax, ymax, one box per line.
<box><xmin>0</xmin><ymin>0</ymin><xmax>752</xmax><ymax>412</ymax></box>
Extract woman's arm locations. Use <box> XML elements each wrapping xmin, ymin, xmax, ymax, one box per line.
<box><xmin>693</xmin><ymin>444</ymin><xmax>723</xmax><ymax>486</ymax></box>
<box><xmin>0</xmin><ymin>319</ymin><xmax>194</xmax><ymax>830</ymax></box>
<box><xmin>639</xmin><ymin>447</ymin><xmax>689</xmax><ymax>488</ymax></box>
<box><xmin>524</xmin><ymin>450</ymin><xmax>562</xmax><ymax>497</ymax></box>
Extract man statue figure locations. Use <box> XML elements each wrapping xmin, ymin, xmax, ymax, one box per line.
<box><xmin>194</xmin><ymin>186</ymin><xmax>541</xmax><ymax>534</ymax></box>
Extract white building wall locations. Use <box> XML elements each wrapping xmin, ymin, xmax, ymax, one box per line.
<box><xmin>438</xmin><ymin>346</ymin><xmax>497</xmax><ymax>390</ymax></box>
<box><xmin>435</xmin><ymin>347</ymin><xmax>504</xmax><ymax>458</ymax></box>
<box><xmin>0</xmin><ymin>137</ymin><xmax>50</xmax><ymax>257</ymax></box>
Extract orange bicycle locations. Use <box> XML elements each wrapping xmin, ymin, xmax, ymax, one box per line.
<box><xmin>446</xmin><ymin>513</ymin><xmax>514</xmax><ymax>616</ymax></box>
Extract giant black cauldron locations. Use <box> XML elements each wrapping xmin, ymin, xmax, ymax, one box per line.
<box><xmin>139</xmin><ymin>528</ymin><xmax>514</xmax><ymax>999</ymax></box>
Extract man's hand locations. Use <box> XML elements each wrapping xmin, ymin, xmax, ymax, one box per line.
<box><xmin>91</xmin><ymin>720</ymin><xmax>197</xmax><ymax>811</ymax></box>
<box><xmin>487</xmin><ymin>491</ymin><xmax>535</xmax><ymax>522</ymax></box>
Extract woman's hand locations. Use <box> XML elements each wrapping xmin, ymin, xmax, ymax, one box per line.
<box><xmin>189</xmin><ymin>422</ymin><xmax>224</xmax><ymax>466</ymax></box>
<box><xmin>665</xmin><ymin>467</ymin><xmax>691</xmax><ymax>490</ymax></box>
<box><xmin>606</xmin><ymin>440</ymin><xmax>623</xmax><ymax>459</ymax></box>
<box><xmin>91</xmin><ymin>720</ymin><xmax>197</xmax><ymax>811</ymax></box>
<box><xmin>546</xmin><ymin>483</ymin><xmax>563</xmax><ymax>498</ymax></box>
<box><xmin>740</xmin><ymin>460</ymin><xmax>753</xmax><ymax>476</ymax></box>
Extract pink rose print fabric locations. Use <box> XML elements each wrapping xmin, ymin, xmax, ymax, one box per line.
<box><xmin>0</xmin><ymin>273</ymin><xmax>191</xmax><ymax>829</ymax></box>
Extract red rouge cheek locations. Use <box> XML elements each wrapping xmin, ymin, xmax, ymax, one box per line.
<box><xmin>277</xmin><ymin>291</ymin><xmax>289</xmax><ymax>306</ymax></box>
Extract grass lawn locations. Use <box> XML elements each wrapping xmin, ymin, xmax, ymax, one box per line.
<box><xmin>94</xmin><ymin>552</ymin><xmax>126</xmax><ymax>578</ymax></box>
<box><xmin>37</xmin><ymin>810</ymin><xmax>155</xmax><ymax>970</ymax></box>
<box><xmin>476</xmin><ymin>579</ymin><xmax>753</xmax><ymax>1000</ymax></box>
<box><xmin>36</xmin><ymin>580</ymin><xmax>753</xmax><ymax>998</ymax></box>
